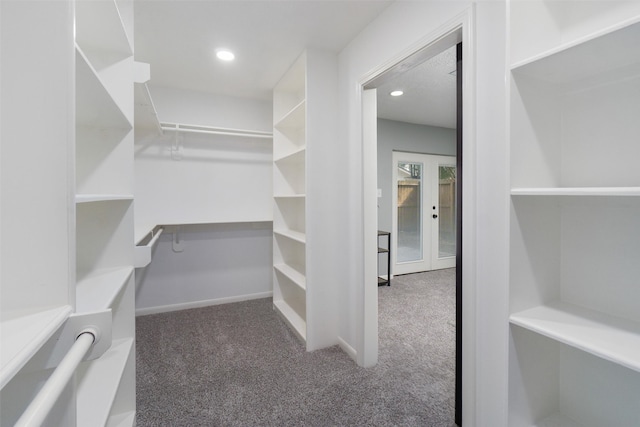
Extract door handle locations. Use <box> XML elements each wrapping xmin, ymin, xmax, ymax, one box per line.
<box><xmin>433</xmin><ymin>214</ymin><xmax>438</xmax><ymax>219</ymax></box>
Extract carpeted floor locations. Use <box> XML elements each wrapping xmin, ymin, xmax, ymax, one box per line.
<box><xmin>136</xmin><ymin>268</ymin><xmax>456</xmax><ymax>426</ymax></box>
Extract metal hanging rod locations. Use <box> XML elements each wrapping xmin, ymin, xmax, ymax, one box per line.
<box><xmin>161</xmin><ymin>122</ymin><xmax>273</xmax><ymax>139</ymax></box>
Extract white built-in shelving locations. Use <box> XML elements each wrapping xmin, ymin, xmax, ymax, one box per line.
<box><xmin>74</xmin><ymin>0</ymin><xmax>137</xmax><ymax>424</ymax></box>
<box><xmin>508</xmin><ymin>2</ymin><xmax>640</xmax><ymax>426</ymax></box>
<box><xmin>272</xmin><ymin>50</ymin><xmax>339</xmax><ymax>351</ymax></box>
<box><xmin>1</xmin><ymin>0</ymin><xmax>136</xmax><ymax>424</ymax></box>
<box><xmin>272</xmin><ymin>52</ymin><xmax>310</xmax><ymax>345</ymax></box>
<box><xmin>273</xmin><ymin>55</ymin><xmax>307</xmax><ymax>340</ymax></box>
<box><xmin>134</xmin><ymin>80</ymin><xmax>163</xmax><ymax>139</ymax></box>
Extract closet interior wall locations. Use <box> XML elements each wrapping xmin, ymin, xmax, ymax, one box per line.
<box><xmin>134</xmin><ymin>86</ymin><xmax>274</xmax><ymax>315</ymax></box>
<box><xmin>2</xmin><ymin>0</ymin><xmax>137</xmax><ymax>424</ymax></box>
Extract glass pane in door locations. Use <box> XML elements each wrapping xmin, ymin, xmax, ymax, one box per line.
<box><xmin>438</xmin><ymin>165</ymin><xmax>456</xmax><ymax>258</ymax></box>
<box><xmin>397</xmin><ymin>162</ymin><xmax>422</xmax><ymax>263</ymax></box>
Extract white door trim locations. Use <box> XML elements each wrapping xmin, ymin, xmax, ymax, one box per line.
<box><xmin>358</xmin><ymin>6</ymin><xmax>477</xmax><ymax>425</ymax></box>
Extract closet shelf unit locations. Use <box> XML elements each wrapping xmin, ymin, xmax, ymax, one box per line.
<box><xmin>0</xmin><ymin>306</ymin><xmax>73</xmax><ymax>389</ymax></box>
<box><xmin>76</xmin><ymin>338</ymin><xmax>135</xmax><ymax>427</ymax></box>
<box><xmin>511</xmin><ymin>187</ymin><xmax>640</xmax><ymax>197</ymax></box>
<box><xmin>272</xmin><ymin>52</ymin><xmax>310</xmax><ymax>345</ymax></box>
<box><xmin>273</xmin><ymin>229</ymin><xmax>306</xmax><ymax>244</ymax></box>
<box><xmin>510</xmin><ymin>301</ymin><xmax>640</xmax><ymax>374</ymax></box>
<box><xmin>1</xmin><ymin>1</ymin><xmax>135</xmax><ymax>423</ymax></box>
<box><xmin>76</xmin><ymin>267</ymin><xmax>135</xmax><ymax>314</ymax></box>
<box><xmin>75</xmin><ymin>0</ymin><xmax>137</xmax><ymax>424</ymax></box>
<box><xmin>508</xmin><ymin>3</ymin><xmax>640</xmax><ymax>426</ymax></box>
<box><xmin>272</xmin><ymin>49</ymin><xmax>339</xmax><ymax>351</ymax></box>
<box><xmin>134</xmin><ymin>80</ymin><xmax>163</xmax><ymax>138</ymax></box>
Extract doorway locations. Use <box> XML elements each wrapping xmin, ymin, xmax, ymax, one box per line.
<box><xmin>392</xmin><ymin>152</ymin><xmax>456</xmax><ymax>275</ymax></box>
<box><xmin>361</xmin><ymin>26</ymin><xmax>466</xmax><ymax>424</ymax></box>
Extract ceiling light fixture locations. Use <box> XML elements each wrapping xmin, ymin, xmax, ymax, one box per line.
<box><xmin>216</xmin><ymin>49</ymin><xmax>235</xmax><ymax>61</ymax></box>
<box><xmin>390</xmin><ymin>90</ymin><xmax>404</xmax><ymax>97</ymax></box>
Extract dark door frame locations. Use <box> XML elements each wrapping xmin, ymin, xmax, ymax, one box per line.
<box><xmin>455</xmin><ymin>40</ymin><xmax>463</xmax><ymax>427</ymax></box>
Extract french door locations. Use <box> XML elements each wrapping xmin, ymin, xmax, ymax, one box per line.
<box><xmin>392</xmin><ymin>151</ymin><xmax>456</xmax><ymax>275</ymax></box>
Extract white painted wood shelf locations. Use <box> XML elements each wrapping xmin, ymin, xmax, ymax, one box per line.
<box><xmin>75</xmin><ymin>194</ymin><xmax>134</xmax><ymax>204</ymax></box>
<box><xmin>274</xmin><ymin>229</ymin><xmax>306</xmax><ymax>244</ymax></box>
<box><xmin>511</xmin><ymin>187</ymin><xmax>640</xmax><ymax>197</ymax></box>
<box><xmin>274</xmin><ymin>263</ymin><xmax>306</xmax><ymax>291</ymax></box>
<box><xmin>75</xmin><ymin>0</ymin><xmax>132</xmax><ymax>56</ymax></box>
<box><xmin>272</xmin><ymin>50</ymin><xmax>338</xmax><ymax>351</ymax></box>
<box><xmin>274</xmin><ymin>194</ymin><xmax>306</xmax><ymax>199</ymax></box>
<box><xmin>508</xmin><ymin>5</ymin><xmax>640</xmax><ymax>426</ymax></box>
<box><xmin>511</xmin><ymin>301</ymin><xmax>640</xmax><ymax>373</ymax></box>
<box><xmin>75</xmin><ymin>46</ymin><xmax>132</xmax><ymax>130</ymax></box>
<box><xmin>273</xmin><ymin>300</ymin><xmax>306</xmax><ymax>341</ymax></box>
<box><xmin>0</xmin><ymin>305</ymin><xmax>72</xmax><ymax>388</ymax></box>
<box><xmin>105</xmin><ymin>410</ymin><xmax>136</xmax><ymax>427</ymax></box>
<box><xmin>76</xmin><ymin>267</ymin><xmax>134</xmax><ymax>313</ymax></box>
<box><xmin>134</xmin><ymin>81</ymin><xmax>162</xmax><ymax>137</ymax></box>
<box><xmin>274</xmin><ymin>100</ymin><xmax>306</xmax><ymax>130</ymax></box>
<box><xmin>274</xmin><ymin>146</ymin><xmax>306</xmax><ymax>164</ymax></box>
<box><xmin>535</xmin><ymin>412</ymin><xmax>582</xmax><ymax>427</ymax></box>
<box><xmin>511</xmin><ymin>16</ymin><xmax>640</xmax><ymax>83</ymax></box>
<box><xmin>76</xmin><ymin>338</ymin><xmax>134</xmax><ymax>427</ymax></box>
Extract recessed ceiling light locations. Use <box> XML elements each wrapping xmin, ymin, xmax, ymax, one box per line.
<box><xmin>390</xmin><ymin>90</ymin><xmax>404</xmax><ymax>97</ymax></box>
<box><xmin>216</xmin><ymin>49</ymin><xmax>235</xmax><ymax>61</ymax></box>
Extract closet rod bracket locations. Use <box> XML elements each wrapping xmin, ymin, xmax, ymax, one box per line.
<box><xmin>172</xmin><ymin>226</ymin><xmax>185</xmax><ymax>252</ymax></box>
<box><xmin>22</xmin><ymin>310</ymin><xmax>112</xmax><ymax>374</ymax></box>
<box><xmin>171</xmin><ymin>124</ymin><xmax>184</xmax><ymax>161</ymax></box>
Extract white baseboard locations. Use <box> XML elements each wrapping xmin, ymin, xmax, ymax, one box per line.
<box><xmin>337</xmin><ymin>336</ymin><xmax>357</xmax><ymax>362</ymax></box>
<box><xmin>135</xmin><ymin>291</ymin><xmax>273</xmax><ymax>317</ymax></box>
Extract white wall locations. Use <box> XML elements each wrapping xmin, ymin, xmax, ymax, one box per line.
<box><xmin>135</xmin><ymin>222</ymin><xmax>272</xmax><ymax>315</ymax></box>
<box><xmin>135</xmin><ymin>86</ymin><xmax>273</xmax><ymax>237</ymax></box>
<box><xmin>337</xmin><ymin>1</ymin><xmax>509</xmax><ymax>425</ymax></box>
<box><xmin>377</xmin><ymin>118</ymin><xmax>456</xmax><ymax>233</ymax></box>
<box><xmin>134</xmin><ymin>87</ymin><xmax>274</xmax><ymax>314</ymax></box>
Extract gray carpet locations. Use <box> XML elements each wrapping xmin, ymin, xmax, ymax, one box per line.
<box><xmin>136</xmin><ymin>268</ymin><xmax>456</xmax><ymax>426</ymax></box>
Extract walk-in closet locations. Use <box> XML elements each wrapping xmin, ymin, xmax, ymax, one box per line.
<box><xmin>2</xmin><ymin>1</ymin><xmax>640</xmax><ymax>426</ymax></box>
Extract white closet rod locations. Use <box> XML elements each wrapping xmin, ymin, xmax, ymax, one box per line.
<box><xmin>161</xmin><ymin>122</ymin><xmax>273</xmax><ymax>139</ymax></box>
<box><xmin>15</xmin><ymin>330</ymin><xmax>97</xmax><ymax>427</ymax></box>
<box><xmin>147</xmin><ymin>227</ymin><xmax>164</xmax><ymax>249</ymax></box>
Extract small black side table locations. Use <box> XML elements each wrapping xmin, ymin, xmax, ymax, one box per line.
<box><xmin>378</xmin><ymin>231</ymin><xmax>391</xmax><ymax>286</ymax></box>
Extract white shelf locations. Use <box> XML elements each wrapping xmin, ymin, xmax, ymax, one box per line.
<box><xmin>510</xmin><ymin>301</ymin><xmax>640</xmax><ymax>373</ymax></box>
<box><xmin>274</xmin><ymin>229</ymin><xmax>306</xmax><ymax>244</ymax></box>
<box><xmin>274</xmin><ymin>263</ymin><xmax>306</xmax><ymax>291</ymax></box>
<box><xmin>76</xmin><ymin>46</ymin><xmax>132</xmax><ymax>130</ymax></box>
<box><xmin>535</xmin><ymin>412</ymin><xmax>582</xmax><ymax>427</ymax></box>
<box><xmin>511</xmin><ymin>187</ymin><xmax>640</xmax><ymax>197</ymax></box>
<box><xmin>106</xmin><ymin>411</ymin><xmax>136</xmax><ymax>427</ymax></box>
<box><xmin>275</xmin><ymin>100</ymin><xmax>306</xmax><ymax>130</ymax></box>
<box><xmin>75</xmin><ymin>194</ymin><xmax>134</xmax><ymax>204</ymax></box>
<box><xmin>75</xmin><ymin>0</ymin><xmax>132</xmax><ymax>57</ymax></box>
<box><xmin>76</xmin><ymin>338</ymin><xmax>134</xmax><ymax>427</ymax></box>
<box><xmin>511</xmin><ymin>19</ymin><xmax>640</xmax><ymax>83</ymax></box>
<box><xmin>274</xmin><ymin>146</ymin><xmax>306</xmax><ymax>163</ymax></box>
<box><xmin>273</xmin><ymin>300</ymin><xmax>306</xmax><ymax>341</ymax></box>
<box><xmin>274</xmin><ymin>194</ymin><xmax>306</xmax><ymax>199</ymax></box>
<box><xmin>134</xmin><ymin>82</ymin><xmax>162</xmax><ymax>136</ymax></box>
<box><xmin>0</xmin><ymin>305</ymin><xmax>72</xmax><ymax>388</ymax></box>
<box><xmin>76</xmin><ymin>267</ymin><xmax>134</xmax><ymax>313</ymax></box>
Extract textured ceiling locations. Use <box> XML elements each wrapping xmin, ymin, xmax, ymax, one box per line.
<box><xmin>377</xmin><ymin>46</ymin><xmax>457</xmax><ymax>129</ymax></box>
